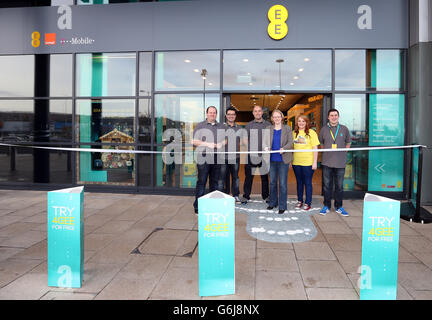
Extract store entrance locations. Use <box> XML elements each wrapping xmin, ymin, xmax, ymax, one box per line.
<box><xmin>225</xmin><ymin>93</ymin><xmax>331</xmax><ymax>196</ymax></box>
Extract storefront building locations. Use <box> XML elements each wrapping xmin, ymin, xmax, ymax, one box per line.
<box><xmin>0</xmin><ymin>0</ymin><xmax>431</xmax><ymax>203</ymax></box>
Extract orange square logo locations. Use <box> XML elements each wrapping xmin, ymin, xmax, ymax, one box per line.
<box><xmin>45</xmin><ymin>33</ymin><xmax>56</xmax><ymax>45</ymax></box>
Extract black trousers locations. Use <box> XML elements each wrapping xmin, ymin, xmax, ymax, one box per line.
<box><xmin>243</xmin><ymin>162</ymin><xmax>269</xmax><ymax>200</ymax></box>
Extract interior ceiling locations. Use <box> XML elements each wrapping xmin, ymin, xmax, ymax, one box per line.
<box><xmin>230</xmin><ymin>94</ymin><xmax>305</xmax><ymax>112</ymax></box>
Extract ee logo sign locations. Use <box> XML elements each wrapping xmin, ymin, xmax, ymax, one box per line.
<box><xmin>267</xmin><ymin>4</ymin><xmax>288</xmax><ymax>40</ymax></box>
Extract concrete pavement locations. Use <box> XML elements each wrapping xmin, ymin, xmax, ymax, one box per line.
<box><xmin>1</xmin><ymin>189</ymin><xmax>432</xmax><ymax>300</ymax></box>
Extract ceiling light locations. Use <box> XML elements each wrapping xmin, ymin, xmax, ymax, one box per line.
<box><xmin>184</xmin><ymin>59</ymin><xmax>191</xmax><ymax>63</ymax></box>
<box><xmin>193</xmin><ymin>69</ymin><xmax>199</xmax><ymax>72</ymax></box>
<box><xmin>208</xmin><ymin>83</ymin><xmax>213</xmax><ymax>86</ymax></box>
<box><xmin>304</xmin><ymin>58</ymin><xmax>310</xmax><ymax>62</ymax></box>
<box><xmin>248</xmin><ymin>82</ymin><xmax>253</xmax><ymax>86</ymax></box>
<box><xmin>293</xmin><ymin>76</ymin><xmax>299</xmax><ymax>80</ymax></box>
<box><xmin>243</xmin><ymin>59</ymin><xmax>249</xmax><ymax>62</ymax></box>
<box><xmin>290</xmin><ymin>82</ymin><xmax>295</xmax><ymax>86</ymax></box>
<box><xmin>298</xmin><ymin>68</ymin><xmax>304</xmax><ymax>72</ymax></box>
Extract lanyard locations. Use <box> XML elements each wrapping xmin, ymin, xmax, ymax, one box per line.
<box><xmin>329</xmin><ymin>124</ymin><xmax>340</xmax><ymax>143</ymax></box>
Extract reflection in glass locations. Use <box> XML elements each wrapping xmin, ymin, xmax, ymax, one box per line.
<box><xmin>50</xmin><ymin>54</ymin><xmax>73</xmax><ymax>97</ymax></box>
<box><xmin>138</xmin><ymin>146</ymin><xmax>151</xmax><ymax>187</ymax></box>
<box><xmin>367</xmin><ymin>50</ymin><xmax>404</xmax><ymax>91</ymax></box>
<box><xmin>0</xmin><ymin>146</ymin><xmax>33</xmax><ymax>183</ymax></box>
<box><xmin>139</xmin><ymin>52</ymin><xmax>152</xmax><ymax>96</ymax></box>
<box><xmin>49</xmin><ymin>100</ymin><xmax>72</xmax><ymax>142</ymax></box>
<box><xmin>0</xmin><ymin>100</ymin><xmax>73</xmax><ymax>143</ymax></box>
<box><xmin>139</xmin><ymin>99</ymin><xmax>152</xmax><ymax>144</ymax></box>
<box><xmin>335</xmin><ymin>50</ymin><xmax>365</xmax><ymax>90</ymax></box>
<box><xmin>334</xmin><ymin>94</ymin><xmax>367</xmax><ymax>191</ymax></box>
<box><xmin>155</xmin><ymin>51</ymin><xmax>220</xmax><ymax>91</ymax></box>
<box><xmin>0</xmin><ymin>100</ymin><xmax>34</xmax><ymax>142</ymax></box>
<box><xmin>154</xmin><ymin>93</ymin><xmax>220</xmax><ymax>188</ymax></box>
<box><xmin>76</xmin><ymin>99</ymin><xmax>135</xmax><ymax>143</ymax></box>
<box><xmin>76</xmin><ymin>53</ymin><xmax>136</xmax><ymax>97</ymax></box>
<box><xmin>0</xmin><ymin>55</ymin><xmax>34</xmax><ymax>97</ymax></box>
<box><xmin>223</xmin><ymin>50</ymin><xmax>331</xmax><ymax>91</ymax></box>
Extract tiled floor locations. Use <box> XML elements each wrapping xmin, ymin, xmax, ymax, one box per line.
<box><xmin>0</xmin><ymin>189</ymin><xmax>432</xmax><ymax>300</ymax></box>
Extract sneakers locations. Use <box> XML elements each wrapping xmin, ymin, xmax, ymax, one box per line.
<box><xmin>235</xmin><ymin>196</ymin><xmax>241</xmax><ymax>203</ymax></box>
<box><xmin>319</xmin><ymin>206</ymin><xmax>330</xmax><ymax>215</ymax></box>
<box><xmin>295</xmin><ymin>201</ymin><xmax>303</xmax><ymax>209</ymax></box>
<box><xmin>303</xmin><ymin>204</ymin><xmax>311</xmax><ymax>211</ymax></box>
<box><xmin>336</xmin><ymin>207</ymin><xmax>349</xmax><ymax>217</ymax></box>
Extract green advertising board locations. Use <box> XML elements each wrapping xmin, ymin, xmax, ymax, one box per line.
<box><xmin>360</xmin><ymin>193</ymin><xmax>400</xmax><ymax>300</ymax></box>
<box><xmin>47</xmin><ymin>186</ymin><xmax>84</xmax><ymax>288</ymax></box>
<box><xmin>368</xmin><ymin>94</ymin><xmax>404</xmax><ymax>192</ymax></box>
<box><xmin>198</xmin><ymin>191</ymin><xmax>235</xmax><ymax>297</ymax></box>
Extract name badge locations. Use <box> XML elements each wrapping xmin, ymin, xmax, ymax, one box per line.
<box><xmin>332</xmin><ymin>144</ymin><xmax>337</xmax><ymax>149</ymax></box>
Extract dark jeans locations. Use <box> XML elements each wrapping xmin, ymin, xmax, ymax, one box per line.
<box><xmin>269</xmin><ymin>161</ymin><xmax>289</xmax><ymax>211</ymax></box>
<box><xmin>322</xmin><ymin>165</ymin><xmax>345</xmax><ymax>209</ymax></box>
<box><xmin>193</xmin><ymin>163</ymin><xmax>221</xmax><ymax>210</ymax></box>
<box><xmin>218</xmin><ymin>160</ymin><xmax>240</xmax><ymax>197</ymax></box>
<box><xmin>292</xmin><ymin>165</ymin><xmax>315</xmax><ymax>206</ymax></box>
<box><xmin>243</xmin><ymin>162</ymin><xmax>269</xmax><ymax>200</ymax></box>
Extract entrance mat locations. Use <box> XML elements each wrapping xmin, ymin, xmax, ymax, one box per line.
<box><xmin>235</xmin><ymin>198</ymin><xmax>322</xmax><ymax>243</ymax></box>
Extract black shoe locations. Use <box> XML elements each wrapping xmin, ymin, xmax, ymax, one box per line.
<box><xmin>278</xmin><ymin>210</ymin><xmax>285</xmax><ymax>214</ymax></box>
<box><xmin>267</xmin><ymin>206</ymin><xmax>274</xmax><ymax>210</ymax></box>
<box><xmin>263</xmin><ymin>197</ymin><xmax>269</xmax><ymax>203</ymax></box>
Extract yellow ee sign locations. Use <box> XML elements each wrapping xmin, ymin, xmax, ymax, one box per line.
<box><xmin>267</xmin><ymin>4</ymin><xmax>288</xmax><ymax>40</ymax></box>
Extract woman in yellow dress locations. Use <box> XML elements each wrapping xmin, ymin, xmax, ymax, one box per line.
<box><xmin>292</xmin><ymin>115</ymin><xmax>320</xmax><ymax>211</ymax></box>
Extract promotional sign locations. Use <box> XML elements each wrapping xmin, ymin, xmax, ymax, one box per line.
<box><xmin>198</xmin><ymin>191</ymin><xmax>235</xmax><ymax>297</ymax></box>
<box><xmin>368</xmin><ymin>94</ymin><xmax>405</xmax><ymax>191</ymax></box>
<box><xmin>47</xmin><ymin>186</ymin><xmax>84</xmax><ymax>288</ymax></box>
<box><xmin>360</xmin><ymin>193</ymin><xmax>400</xmax><ymax>300</ymax></box>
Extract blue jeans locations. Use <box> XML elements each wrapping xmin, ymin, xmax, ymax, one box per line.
<box><xmin>218</xmin><ymin>161</ymin><xmax>240</xmax><ymax>197</ymax></box>
<box><xmin>193</xmin><ymin>163</ymin><xmax>221</xmax><ymax>210</ymax></box>
<box><xmin>292</xmin><ymin>165</ymin><xmax>315</xmax><ymax>206</ymax></box>
<box><xmin>322</xmin><ymin>165</ymin><xmax>345</xmax><ymax>209</ymax></box>
<box><xmin>269</xmin><ymin>161</ymin><xmax>289</xmax><ymax>211</ymax></box>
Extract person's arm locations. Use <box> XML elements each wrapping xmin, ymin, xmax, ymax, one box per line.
<box><xmin>345</xmin><ymin>126</ymin><xmax>351</xmax><ymax>148</ymax></box>
<box><xmin>312</xmin><ymin>146</ymin><xmax>318</xmax><ymax>170</ymax></box>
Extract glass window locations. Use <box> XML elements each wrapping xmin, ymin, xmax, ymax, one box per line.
<box><xmin>50</xmin><ymin>100</ymin><xmax>72</xmax><ymax>142</ymax></box>
<box><xmin>154</xmin><ymin>93</ymin><xmax>220</xmax><ymax>188</ymax></box>
<box><xmin>334</xmin><ymin>94</ymin><xmax>367</xmax><ymax>191</ymax></box>
<box><xmin>139</xmin><ymin>98</ymin><xmax>152</xmax><ymax>144</ymax></box>
<box><xmin>76</xmin><ymin>99</ymin><xmax>135</xmax><ymax>144</ymax></box>
<box><xmin>76</xmin><ymin>53</ymin><xmax>136</xmax><ymax>97</ymax></box>
<box><xmin>139</xmin><ymin>52</ymin><xmax>152</xmax><ymax>96</ymax></box>
<box><xmin>138</xmin><ymin>146</ymin><xmax>152</xmax><ymax>187</ymax></box>
<box><xmin>335</xmin><ymin>50</ymin><xmax>366</xmax><ymax>91</ymax></box>
<box><xmin>223</xmin><ymin>50</ymin><xmax>331</xmax><ymax>91</ymax></box>
<box><xmin>368</xmin><ymin>94</ymin><xmax>405</xmax><ymax>192</ymax></box>
<box><xmin>0</xmin><ymin>146</ymin><xmax>70</xmax><ymax>184</ymax></box>
<box><xmin>367</xmin><ymin>50</ymin><xmax>404</xmax><ymax>91</ymax></box>
<box><xmin>155</xmin><ymin>51</ymin><xmax>220</xmax><ymax>91</ymax></box>
<box><xmin>50</xmin><ymin>54</ymin><xmax>73</xmax><ymax>97</ymax></box>
<box><xmin>154</xmin><ymin>93</ymin><xmax>220</xmax><ymax>143</ymax></box>
<box><xmin>0</xmin><ymin>146</ymin><xmax>33</xmax><ymax>183</ymax></box>
<box><xmin>0</xmin><ymin>100</ymin><xmax>34</xmax><ymax>142</ymax></box>
<box><xmin>0</xmin><ymin>55</ymin><xmax>34</xmax><ymax>97</ymax></box>
<box><xmin>0</xmin><ymin>100</ymin><xmax>72</xmax><ymax>143</ymax></box>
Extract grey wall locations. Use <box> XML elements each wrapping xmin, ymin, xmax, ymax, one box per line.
<box><xmin>0</xmin><ymin>0</ymin><xmax>408</xmax><ymax>54</ymax></box>
<box><xmin>408</xmin><ymin>0</ymin><xmax>432</xmax><ymax>204</ymax></box>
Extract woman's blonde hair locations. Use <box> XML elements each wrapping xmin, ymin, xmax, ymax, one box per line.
<box><xmin>271</xmin><ymin>109</ymin><xmax>285</xmax><ymax>123</ymax></box>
